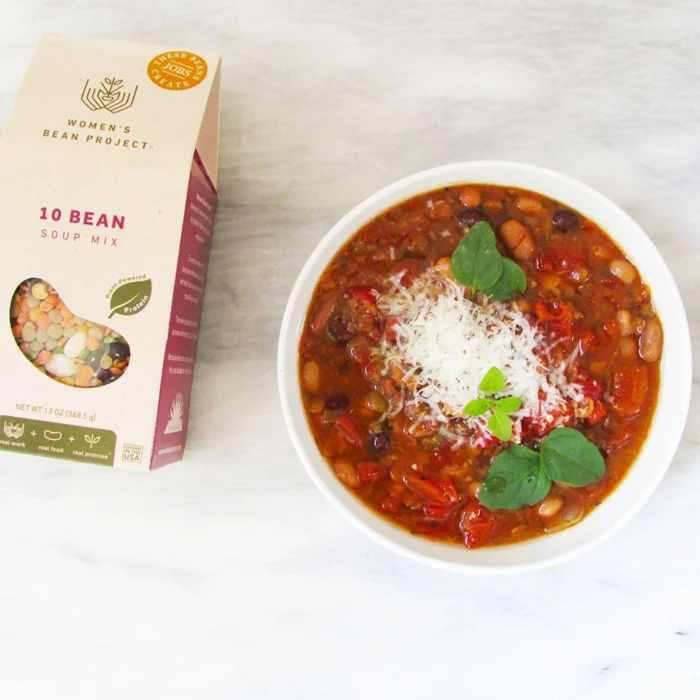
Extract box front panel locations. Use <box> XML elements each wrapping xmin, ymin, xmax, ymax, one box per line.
<box><xmin>0</xmin><ymin>35</ymin><xmax>220</xmax><ymax>469</ymax></box>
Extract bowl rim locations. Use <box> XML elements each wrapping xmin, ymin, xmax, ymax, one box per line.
<box><xmin>277</xmin><ymin>160</ymin><xmax>692</xmax><ymax>574</ymax></box>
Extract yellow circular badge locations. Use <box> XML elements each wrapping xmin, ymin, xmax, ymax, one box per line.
<box><xmin>147</xmin><ymin>51</ymin><xmax>208</xmax><ymax>91</ymax></box>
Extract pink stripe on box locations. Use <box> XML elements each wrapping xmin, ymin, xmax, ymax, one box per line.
<box><xmin>151</xmin><ymin>151</ymin><xmax>217</xmax><ymax>469</ymax></box>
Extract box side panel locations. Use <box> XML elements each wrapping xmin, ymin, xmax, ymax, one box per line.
<box><xmin>150</xmin><ymin>152</ymin><xmax>217</xmax><ymax>468</ymax></box>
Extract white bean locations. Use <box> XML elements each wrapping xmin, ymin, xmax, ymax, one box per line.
<box><xmin>639</xmin><ymin>316</ymin><xmax>663</xmax><ymax>363</ymax></box>
<box><xmin>618</xmin><ymin>337</ymin><xmax>638</xmax><ymax>359</ymax></box>
<box><xmin>616</xmin><ymin>310</ymin><xmax>633</xmax><ymax>336</ymax></box>
<box><xmin>538</xmin><ymin>496</ymin><xmax>563</xmax><ymax>518</ymax></box>
<box><xmin>609</xmin><ymin>258</ymin><xmax>637</xmax><ymax>284</ymax></box>
<box><xmin>516</xmin><ymin>196</ymin><xmax>543</xmax><ymax>214</ymax></box>
<box><xmin>302</xmin><ymin>360</ymin><xmax>320</xmax><ymax>392</ymax></box>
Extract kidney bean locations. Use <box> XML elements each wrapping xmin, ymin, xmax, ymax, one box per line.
<box><xmin>326</xmin><ymin>312</ymin><xmax>353</xmax><ymax>346</ymax></box>
<box><xmin>371</xmin><ymin>422</ymin><xmax>391</xmax><ymax>451</ymax></box>
<box><xmin>109</xmin><ymin>341</ymin><xmax>129</xmax><ymax>361</ymax></box>
<box><xmin>325</xmin><ymin>394</ymin><xmax>349</xmax><ymax>411</ymax></box>
<box><xmin>457</xmin><ymin>208</ymin><xmax>488</xmax><ymax>229</ymax></box>
<box><xmin>639</xmin><ymin>315</ymin><xmax>662</xmax><ymax>363</ymax></box>
<box><xmin>552</xmin><ymin>209</ymin><xmax>579</xmax><ymax>232</ymax></box>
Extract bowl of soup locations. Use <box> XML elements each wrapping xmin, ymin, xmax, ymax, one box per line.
<box><xmin>278</xmin><ymin>161</ymin><xmax>691</xmax><ymax>573</ymax></box>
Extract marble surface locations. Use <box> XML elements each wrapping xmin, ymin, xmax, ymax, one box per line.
<box><xmin>1</xmin><ymin>1</ymin><xmax>699</xmax><ymax>698</ymax></box>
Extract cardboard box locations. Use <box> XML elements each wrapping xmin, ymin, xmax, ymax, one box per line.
<box><xmin>0</xmin><ymin>34</ymin><xmax>221</xmax><ymax>469</ymax></box>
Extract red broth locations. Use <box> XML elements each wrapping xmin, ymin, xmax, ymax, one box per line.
<box><xmin>298</xmin><ymin>185</ymin><xmax>661</xmax><ymax>548</ymax></box>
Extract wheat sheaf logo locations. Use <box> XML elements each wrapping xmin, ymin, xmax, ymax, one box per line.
<box><xmin>81</xmin><ymin>77</ymin><xmax>138</xmax><ymax>114</ymax></box>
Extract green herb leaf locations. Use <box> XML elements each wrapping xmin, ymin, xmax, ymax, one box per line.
<box><xmin>479</xmin><ymin>445</ymin><xmax>552</xmax><ymax>510</ymax></box>
<box><xmin>479</xmin><ymin>366</ymin><xmax>506</xmax><ymax>394</ymax></box>
<box><xmin>451</xmin><ymin>222</ymin><xmax>503</xmax><ymax>290</ymax></box>
<box><xmin>540</xmin><ymin>427</ymin><xmax>605</xmax><ymax>487</ymax></box>
<box><xmin>464</xmin><ymin>398</ymin><xmax>490</xmax><ymax>417</ymax></box>
<box><xmin>495</xmin><ymin>396</ymin><xmax>522</xmax><ymax>414</ymax></box>
<box><xmin>487</xmin><ymin>407</ymin><xmax>513</xmax><ymax>442</ymax></box>
<box><xmin>108</xmin><ymin>279</ymin><xmax>152</xmax><ymax>319</ymax></box>
<box><xmin>482</xmin><ymin>258</ymin><xmax>528</xmax><ymax>301</ymax></box>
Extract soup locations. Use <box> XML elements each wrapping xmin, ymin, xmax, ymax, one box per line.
<box><xmin>298</xmin><ymin>185</ymin><xmax>661</xmax><ymax>548</ymax></box>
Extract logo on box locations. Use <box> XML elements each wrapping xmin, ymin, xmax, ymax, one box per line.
<box><xmin>81</xmin><ymin>77</ymin><xmax>138</xmax><ymax>114</ymax></box>
<box><xmin>122</xmin><ymin>444</ymin><xmax>143</xmax><ymax>463</ymax></box>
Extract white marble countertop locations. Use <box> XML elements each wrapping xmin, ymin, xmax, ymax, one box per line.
<box><xmin>1</xmin><ymin>1</ymin><xmax>699</xmax><ymax>698</ymax></box>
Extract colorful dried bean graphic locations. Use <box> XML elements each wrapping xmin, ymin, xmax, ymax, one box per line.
<box><xmin>10</xmin><ymin>278</ymin><xmax>130</xmax><ymax>387</ymax></box>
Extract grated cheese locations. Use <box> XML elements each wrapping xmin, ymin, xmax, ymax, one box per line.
<box><xmin>377</xmin><ymin>270</ymin><xmax>573</xmax><ymax>444</ymax></box>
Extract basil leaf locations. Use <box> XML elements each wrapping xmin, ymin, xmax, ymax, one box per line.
<box><xmin>479</xmin><ymin>366</ymin><xmax>505</xmax><ymax>394</ymax></box>
<box><xmin>487</xmin><ymin>408</ymin><xmax>512</xmax><ymax>442</ymax></box>
<box><xmin>482</xmin><ymin>259</ymin><xmax>527</xmax><ymax>301</ymax></box>
<box><xmin>464</xmin><ymin>398</ymin><xmax>490</xmax><ymax>417</ymax></box>
<box><xmin>540</xmin><ymin>427</ymin><xmax>605</xmax><ymax>487</ymax></box>
<box><xmin>479</xmin><ymin>446</ymin><xmax>552</xmax><ymax>510</ymax></box>
<box><xmin>451</xmin><ymin>222</ymin><xmax>503</xmax><ymax>290</ymax></box>
<box><xmin>495</xmin><ymin>396</ymin><xmax>522</xmax><ymax>413</ymax></box>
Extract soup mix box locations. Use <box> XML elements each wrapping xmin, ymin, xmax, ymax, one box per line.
<box><xmin>0</xmin><ymin>34</ymin><xmax>221</xmax><ymax>470</ymax></box>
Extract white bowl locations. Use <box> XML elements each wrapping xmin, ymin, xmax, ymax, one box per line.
<box><xmin>277</xmin><ymin>161</ymin><xmax>692</xmax><ymax>573</ymax></box>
